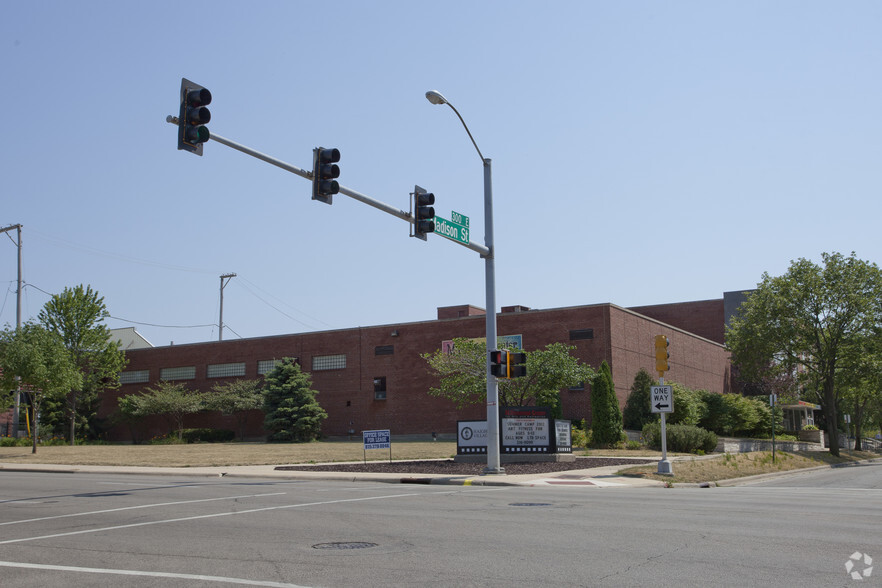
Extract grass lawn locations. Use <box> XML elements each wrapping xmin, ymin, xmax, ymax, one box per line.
<box><xmin>618</xmin><ymin>450</ymin><xmax>880</xmax><ymax>484</ymax></box>
<box><xmin>0</xmin><ymin>441</ymin><xmax>458</xmax><ymax>467</ymax></box>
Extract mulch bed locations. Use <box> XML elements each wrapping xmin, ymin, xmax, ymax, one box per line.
<box><xmin>276</xmin><ymin>457</ymin><xmax>653</xmax><ymax>476</ymax></box>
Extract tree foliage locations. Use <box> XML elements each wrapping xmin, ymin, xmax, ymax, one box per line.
<box><xmin>118</xmin><ymin>381</ymin><xmax>203</xmax><ymax>439</ymax></box>
<box><xmin>262</xmin><ymin>358</ymin><xmax>327</xmax><ymax>442</ymax></box>
<box><xmin>726</xmin><ymin>252</ymin><xmax>882</xmax><ymax>456</ymax></box>
<box><xmin>205</xmin><ymin>378</ymin><xmax>263</xmax><ymax>439</ymax></box>
<box><xmin>623</xmin><ymin>368</ymin><xmax>656</xmax><ymax>430</ymax></box>
<box><xmin>0</xmin><ymin>322</ymin><xmax>82</xmax><ymax>453</ymax></box>
<box><xmin>423</xmin><ymin>339</ymin><xmax>594</xmax><ymax>411</ymax></box>
<box><xmin>38</xmin><ymin>284</ymin><xmax>127</xmax><ymax>443</ymax></box>
<box><xmin>590</xmin><ymin>361</ymin><xmax>623</xmax><ymax>446</ymax></box>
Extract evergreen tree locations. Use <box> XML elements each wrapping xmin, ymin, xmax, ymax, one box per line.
<box><xmin>590</xmin><ymin>361</ymin><xmax>623</xmax><ymax>446</ymax></box>
<box><xmin>623</xmin><ymin>368</ymin><xmax>656</xmax><ymax>430</ymax></box>
<box><xmin>262</xmin><ymin>358</ymin><xmax>327</xmax><ymax>442</ymax></box>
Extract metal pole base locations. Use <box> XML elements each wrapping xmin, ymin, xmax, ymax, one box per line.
<box><xmin>483</xmin><ymin>466</ymin><xmax>506</xmax><ymax>475</ymax></box>
<box><xmin>657</xmin><ymin>460</ymin><xmax>673</xmax><ymax>476</ymax></box>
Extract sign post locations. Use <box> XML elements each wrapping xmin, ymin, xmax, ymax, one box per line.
<box><xmin>651</xmin><ymin>383</ymin><xmax>674</xmax><ymax>475</ymax></box>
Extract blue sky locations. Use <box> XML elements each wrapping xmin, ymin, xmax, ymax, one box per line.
<box><xmin>1</xmin><ymin>1</ymin><xmax>880</xmax><ymax>346</ymax></box>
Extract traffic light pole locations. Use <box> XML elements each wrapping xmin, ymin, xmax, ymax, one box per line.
<box><xmin>165</xmin><ymin>117</ymin><xmax>490</xmax><ymax>257</ymax></box>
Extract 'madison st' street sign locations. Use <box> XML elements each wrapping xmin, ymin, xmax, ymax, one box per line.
<box><xmin>435</xmin><ymin>210</ymin><xmax>469</xmax><ymax>245</ymax></box>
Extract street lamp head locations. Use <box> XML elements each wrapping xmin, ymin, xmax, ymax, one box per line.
<box><xmin>425</xmin><ymin>90</ymin><xmax>448</xmax><ymax>106</ymax></box>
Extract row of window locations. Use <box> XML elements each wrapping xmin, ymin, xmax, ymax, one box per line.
<box><xmin>120</xmin><ymin>354</ymin><xmax>352</xmax><ymax>384</ymax></box>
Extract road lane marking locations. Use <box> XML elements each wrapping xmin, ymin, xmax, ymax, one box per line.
<box><xmin>0</xmin><ymin>491</ymin><xmax>424</xmax><ymax>545</ymax></box>
<box><xmin>0</xmin><ymin>492</ymin><xmax>287</xmax><ymax>527</ymax></box>
<box><xmin>0</xmin><ymin>560</ymin><xmax>310</xmax><ymax>587</ymax></box>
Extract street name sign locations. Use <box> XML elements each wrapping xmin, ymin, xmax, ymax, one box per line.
<box><xmin>650</xmin><ymin>385</ymin><xmax>674</xmax><ymax>413</ymax></box>
<box><xmin>434</xmin><ymin>210</ymin><xmax>470</xmax><ymax>245</ymax></box>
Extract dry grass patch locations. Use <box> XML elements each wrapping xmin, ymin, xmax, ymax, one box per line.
<box><xmin>619</xmin><ymin>450</ymin><xmax>880</xmax><ymax>484</ymax></box>
<box><xmin>0</xmin><ymin>441</ymin><xmax>457</xmax><ymax>468</ymax></box>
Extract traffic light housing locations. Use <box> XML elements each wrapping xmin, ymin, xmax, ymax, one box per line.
<box><xmin>178</xmin><ymin>78</ymin><xmax>212</xmax><ymax>156</ymax></box>
<box><xmin>654</xmin><ymin>335</ymin><xmax>670</xmax><ymax>375</ymax></box>
<box><xmin>507</xmin><ymin>351</ymin><xmax>527</xmax><ymax>378</ymax></box>
<box><xmin>312</xmin><ymin>147</ymin><xmax>340</xmax><ymax>204</ymax></box>
<box><xmin>489</xmin><ymin>349</ymin><xmax>508</xmax><ymax>378</ymax></box>
<box><xmin>490</xmin><ymin>349</ymin><xmax>527</xmax><ymax>379</ymax></box>
<box><xmin>413</xmin><ymin>185</ymin><xmax>435</xmax><ymax>240</ymax></box>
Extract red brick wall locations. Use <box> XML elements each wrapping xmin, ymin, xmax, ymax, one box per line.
<box><xmin>628</xmin><ymin>299</ymin><xmax>726</xmax><ymax>344</ymax></box>
<box><xmin>102</xmin><ymin>303</ymin><xmax>731</xmax><ymax>441</ymax></box>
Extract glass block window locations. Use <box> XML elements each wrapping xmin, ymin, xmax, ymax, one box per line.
<box><xmin>257</xmin><ymin>359</ymin><xmax>284</xmax><ymax>375</ymax></box>
<box><xmin>207</xmin><ymin>362</ymin><xmax>246</xmax><ymax>378</ymax></box>
<box><xmin>119</xmin><ymin>370</ymin><xmax>149</xmax><ymax>385</ymax></box>
<box><xmin>312</xmin><ymin>354</ymin><xmax>346</xmax><ymax>371</ymax></box>
<box><xmin>160</xmin><ymin>366</ymin><xmax>196</xmax><ymax>381</ymax></box>
<box><xmin>569</xmin><ymin>329</ymin><xmax>594</xmax><ymax>340</ymax></box>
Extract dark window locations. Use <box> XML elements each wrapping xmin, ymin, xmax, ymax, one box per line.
<box><xmin>373</xmin><ymin>377</ymin><xmax>387</xmax><ymax>400</ymax></box>
<box><xmin>375</xmin><ymin>345</ymin><xmax>394</xmax><ymax>356</ymax></box>
<box><xmin>569</xmin><ymin>329</ymin><xmax>594</xmax><ymax>341</ymax></box>
<box><xmin>568</xmin><ymin>381</ymin><xmax>586</xmax><ymax>391</ymax></box>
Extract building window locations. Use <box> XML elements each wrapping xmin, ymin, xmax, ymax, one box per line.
<box><xmin>373</xmin><ymin>376</ymin><xmax>387</xmax><ymax>400</ymax></box>
<box><xmin>160</xmin><ymin>366</ymin><xmax>196</xmax><ymax>381</ymax></box>
<box><xmin>207</xmin><ymin>362</ymin><xmax>246</xmax><ymax>378</ymax></box>
<box><xmin>312</xmin><ymin>354</ymin><xmax>346</xmax><ymax>371</ymax></box>
<box><xmin>568</xmin><ymin>381</ymin><xmax>586</xmax><ymax>391</ymax></box>
<box><xmin>257</xmin><ymin>359</ymin><xmax>285</xmax><ymax>375</ymax></box>
<box><xmin>119</xmin><ymin>370</ymin><xmax>149</xmax><ymax>385</ymax></box>
<box><xmin>569</xmin><ymin>329</ymin><xmax>594</xmax><ymax>341</ymax></box>
<box><xmin>375</xmin><ymin>345</ymin><xmax>394</xmax><ymax>356</ymax></box>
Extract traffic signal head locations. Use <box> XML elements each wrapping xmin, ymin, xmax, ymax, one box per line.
<box><xmin>654</xmin><ymin>335</ymin><xmax>670</xmax><ymax>375</ymax></box>
<box><xmin>507</xmin><ymin>351</ymin><xmax>527</xmax><ymax>379</ymax></box>
<box><xmin>413</xmin><ymin>186</ymin><xmax>435</xmax><ymax>240</ymax></box>
<box><xmin>489</xmin><ymin>349</ymin><xmax>508</xmax><ymax>378</ymax></box>
<box><xmin>312</xmin><ymin>147</ymin><xmax>341</xmax><ymax>204</ymax></box>
<box><xmin>178</xmin><ymin>78</ymin><xmax>212</xmax><ymax>156</ymax></box>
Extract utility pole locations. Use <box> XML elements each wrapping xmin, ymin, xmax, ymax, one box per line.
<box><xmin>219</xmin><ymin>273</ymin><xmax>236</xmax><ymax>341</ymax></box>
<box><xmin>1</xmin><ymin>224</ymin><xmax>22</xmax><ymax>436</ymax></box>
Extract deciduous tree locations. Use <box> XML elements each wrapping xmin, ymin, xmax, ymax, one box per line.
<box><xmin>38</xmin><ymin>284</ymin><xmax>127</xmax><ymax>443</ymax></box>
<box><xmin>0</xmin><ymin>322</ymin><xmax>82</xmax><ymax>453</ymax></box>
<box><xmin>726</xmin><ymin>252</ymin><xmax>882</xmax><ymax>456</ymax></box>
<box><xmin>423</xmin><ymin>339</ymin><xmax>594</xmax><ymax>412</ymax></box>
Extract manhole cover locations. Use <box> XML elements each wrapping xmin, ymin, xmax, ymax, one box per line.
<box><xmin>509</xmin><ymin>503</ymin><xmax>552</xmax><ymax>507</ymax></box>
<box><xmin>312</xmin><ymin>542</ymin><xmax>378</xmax><ymax>550</ymax></box>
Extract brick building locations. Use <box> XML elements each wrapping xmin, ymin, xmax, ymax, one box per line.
<box><xmin>100</xmin><ymin>297</ymin><xmax>733</xmax><ymax>442</ymax></box>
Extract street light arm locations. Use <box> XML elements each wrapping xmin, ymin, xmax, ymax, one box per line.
<box><xmin>444</xmin><ymin>102</ymin><xmax>485</xmax><ymax>163</ymax></box>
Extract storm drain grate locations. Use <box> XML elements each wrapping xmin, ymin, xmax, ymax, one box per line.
<box><xmin>312</xmin><ymin>542</ymin><xmax>378</xmax><ymax>550</ymax></box>
<box><xmin>509</xmin><ymin>503</ymin><xmax>552</xmax><ymax>507</ymax></box>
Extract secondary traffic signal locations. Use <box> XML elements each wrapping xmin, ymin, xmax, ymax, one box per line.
<box><xmin>312</xmin><ymin>147</ymin><xmax>340</xmax><ymax>204</ymax></box>
<box><xmin>507</xmin><ymin>351</ymin><xmax>527</xmax><ymax>378</ymax></box>
<box><xmin>413</xmin><ymin>185</ymin><xmax>435</xmax><ymax>240</ymax></box>
<box><xmin>654</xmin><ymin>335</ymin><xmax>670</xmax><ymax>375</ymax></box>
<box><xmin>489</xmin><ymin>349</ymin><xmax>508</xmax><ymax>378</ymax></box>
<box><xmin>178</xmin><ymin>78</ymin><xmax>212</xmax><ymax>156</ymax></box>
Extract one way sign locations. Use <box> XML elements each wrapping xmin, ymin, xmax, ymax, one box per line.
<box><xmin>650</xmin><ymin>385</ymin><xmax>674</xmax><ymax>414</ymax></box>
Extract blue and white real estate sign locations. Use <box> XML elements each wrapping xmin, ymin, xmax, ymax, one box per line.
<box><xmin>362</xmin><ymin>429</ymin><xmax>391</xmax><ymax>450</ymax></box>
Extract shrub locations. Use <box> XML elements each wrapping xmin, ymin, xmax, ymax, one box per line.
<box><xmin>642</xmin><ymin>422</ymin><xmax>718</xmax><ymax>454</ymax></box>
<box><xmin>570</xmin><ymin>427</ymin><xmax>589</xmax><ymax>448</ymax></box>
<box><xmin>802</xmin><ymin>424</ymin><xmax>818</xmax><ymax>431</ymax></box>
<box><xmin>181</xmin><ymin>428</ymin><xmax>235</xmax><ymax>443</ymax></box>
<box><xmin>590</xmin><ymin>361</ymin><xmax>623</xmax><ymax>447</ymax></box>
<box><xmin>667</xmin><ymin>383</ymin><xmax>705</xmax><ymax>427</ymax></box>
<box><xmin>623</xmin><ymin>368</ymin><xmax>656</xmax><ymax>430</ymax></box>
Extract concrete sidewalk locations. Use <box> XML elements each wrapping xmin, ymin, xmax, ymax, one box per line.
<box><xmin>0</xmin><ymin>461</ymin><xmax>666</xmax><ymax>488</ymax></box>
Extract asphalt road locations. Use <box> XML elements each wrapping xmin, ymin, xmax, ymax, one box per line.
<box><xmin>0</xmin><ymin>464</ymin><xmax>879</xmax><ymax>587</ymax></box>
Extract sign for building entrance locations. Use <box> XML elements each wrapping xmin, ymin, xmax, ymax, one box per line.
<box><xmin>650</xmin><ymin>385</ymin><xmax>674</xmax><ymax>413</ymax></box>
<box><xmin>457</xmin><ymin>420</ymin><xmax>488</xmax><ymax>454</ymax></box>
